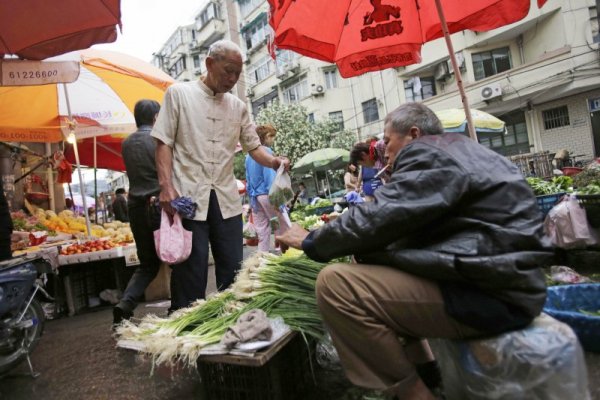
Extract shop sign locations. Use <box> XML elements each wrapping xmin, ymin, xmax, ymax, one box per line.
<box><xmin>1</xmin><ymin>60</ymin><xmax>80</xmax><ymax>86</ymax></box>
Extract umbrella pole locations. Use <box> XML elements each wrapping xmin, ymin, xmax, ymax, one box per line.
<box><xmin>62</xmin><ymin>83</ymin><xmax>92</xmax><ymax>238</ymax></box>
<box><xmin>45</xmin><ymin>143</ymin><xmax>55</xmax><ymax>212</ymax></box>
<box><xmin>93</xmin><ymin>135</ymin><xmax>98</xmax><ymax>224</ymax></box>
<box><xmin>433</xmin><ymin>0</ymin><xmax>478</xmax><ymax>142</ymax></box>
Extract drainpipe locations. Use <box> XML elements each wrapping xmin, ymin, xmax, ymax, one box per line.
<box><xmin>349</xmin><ymin>78</ymin><xmax>361</xmax><ymax>141</ymax></box>
<box><xmin>517</xmin><ymin>34</ymin><xmax>525</xmax><ymax>64</ymax></box>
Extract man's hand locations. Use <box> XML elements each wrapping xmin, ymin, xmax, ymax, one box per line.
<box><xmin>275</xmin><ymin>223</ymin><xmax>309</xmax><ymax>252</ymax></box>
<box><xmin>159</xmin><ymin>185</ymin><xmax>179</xmax><ymax>216</ymax></box>
<box><xmin>272</xmin><ymin>156</ymin><xmax>290</xmax><ymax>171</ymax></box>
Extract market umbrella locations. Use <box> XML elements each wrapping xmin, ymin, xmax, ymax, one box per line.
<box><xmin>292</xmin><ymin>148</ymin><xmax>350</xmax><ymax>174</ymax></box>
<box><xmin>0</xmin><ymin>49</ymin><xmax>172</xmax><ymax>235</ymax></box>
<box><xmin>268</xmin><ymin>0</ymin><xmax>548</xmax><ymax>141</ymax></box>
<box><xmin>435</xmin><ymin>108</ymin><xmax>506</xmax><ymax>134</ymax></box>
<box><xmin>0</xmin><ymin>0</ymin><xmax>121</xmax><ymax>60</ymax></box>
<box><xmin>0</xmin><ymin>48</ymin><xmax>173</xmax><ymax>143</ymax></box>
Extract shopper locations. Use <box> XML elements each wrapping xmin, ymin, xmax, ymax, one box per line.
<box><xmin>152</xmin><ymin>40</ymin><xmax>288</xmax><ymax>310</ymax></box>
<box><xmin>112</xmin><ymin>188</ymin><xmax>129</xmax><ymax>222</ymax></box>
<box><xmin>277</xmin><ymin>102</ymin><xmax>551</xmax><ymax>400</ymax></box>
<box><xmin>245</xmin><ymin>125</ymin><xmax>285</xmax><ymax>252</ymax></box>
<box><xmin>113</xmin><ymin>100</ymin><xmax>164</xmax><ymax>325</ymax></box>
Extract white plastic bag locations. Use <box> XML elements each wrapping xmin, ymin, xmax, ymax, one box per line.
<box><xmin>268</xmin><ymin>164</ymin><xmax>294</xmax><ymax>206</ymax></box>
<box><xmin>153</xmin><ymin>210</ymin><xmax>192</xmax><ymax>264</ymax></box>
<box><xmin>544</xmin><ymin>195</ymin><xmax>599</xmax><ymax>249</ymax></box>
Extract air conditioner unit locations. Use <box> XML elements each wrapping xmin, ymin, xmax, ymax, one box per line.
<box><xmin>481</xmin><ymin>82</ymin><xmax>503</xmax><ymax>101</ymax></box>
<box><xmin>434</xmin><ymin>62</ymin><xmax>449</xmax><ymax>81</ymax></box>
<box><xmin>246</xmin><ymin>87</ymin><xmax>255</xmax><ymax>97</ymax></box>
<box><xmin>311</xmin><ymin>84</ymin><xmax>325</xmax><ymax>96</ymax></box>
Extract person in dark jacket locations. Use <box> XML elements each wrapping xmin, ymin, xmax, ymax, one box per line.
<box><xmin>113</xmin><ymin>100</ymin><xmax>163</xmax><ymax>326</ymax></box>
<box><xmin>276</xmin><ymin>102</ymin><xmax>551</xmax><ymax>400</ymax></box>
<box><xmin>112</xmin><ymin>188</ymin><xmax>129</xmax><ymax>222</ymax></box>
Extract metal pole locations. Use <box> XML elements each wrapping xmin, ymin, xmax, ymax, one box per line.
<box><xmin>94</xmin><ymin>135</ymin><xmax>98</xmax><ymax>224</ymax></box>
<box><xmin>45</xmin><ymin>143</ymin><xmax>55</xmax><ymax>211</ymax></box>
<box><xmin>434</xmin><ymin>0</ymin><xmax>477</xmax><ymax>141</ymax></box>
<box><xmin>62</xmin><ymin>83</ymin><xmax>92</xmax><ymax>238</ymax></box>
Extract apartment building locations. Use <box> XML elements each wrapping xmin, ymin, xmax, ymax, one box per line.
<box><xmin>154</xmin><ymin>0</ymin><xmax>600</xmax><ymax>159</ymax></box>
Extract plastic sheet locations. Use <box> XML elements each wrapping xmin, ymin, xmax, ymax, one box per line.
<box><xmin>315</xmin><ymin>332</ymin><xmax>341</xmax><ymax>370</ymax></box>
<box><xmin>429</xmin><ymin>314</ymin><xmax>590</xmax><ymax>400</ymax></box>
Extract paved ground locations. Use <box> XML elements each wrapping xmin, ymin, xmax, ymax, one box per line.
<box><xmin>0</xmin><ymin>246</ymin><xmax>598</xmax><ymax>399</ymax></box>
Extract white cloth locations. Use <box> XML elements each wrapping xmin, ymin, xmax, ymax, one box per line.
<box><xmin>151</xmin><ymin>79</ymin><xmax>261</xmax><ymax>221</ymax></box>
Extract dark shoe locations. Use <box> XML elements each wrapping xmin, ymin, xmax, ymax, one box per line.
<box><xmin>112</xmin><ymin>306</ymin><xmax>133</xmax><ymax>326</ymax></box>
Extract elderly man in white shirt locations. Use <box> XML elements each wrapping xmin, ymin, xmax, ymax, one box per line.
<box><xmin>152</xmin><ymin>40</ymin><xmax>288</xmax><ymax>310</ymax></box>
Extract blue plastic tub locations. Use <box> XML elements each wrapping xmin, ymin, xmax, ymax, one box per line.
<box><xmin>536</xmin><ymin>193</ymin><xmax>565</xmax><ymax>217</ymax></box>
<box><xmin>543</xmin><ymin>284</ymin><xmax>600</xmax><ymax>352</ymax></box>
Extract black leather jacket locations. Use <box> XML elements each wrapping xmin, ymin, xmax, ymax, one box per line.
<box><xmin>303</xmin><ymin>133</ymin><xmax>552</xmax><ymax>333</ymax></box>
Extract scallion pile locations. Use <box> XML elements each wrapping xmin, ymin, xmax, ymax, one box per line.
<box><xmin>116</xmin><ymin>250</ymin><xmax>336</xmax><ymax>368</ymax></box>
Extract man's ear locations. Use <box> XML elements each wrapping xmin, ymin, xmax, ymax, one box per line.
<box><xmin>409</xmin><ymin>126</ymin><xmax>421</xmax><ymax>139</ymax></box>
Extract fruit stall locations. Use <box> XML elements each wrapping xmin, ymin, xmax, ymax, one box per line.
<box><xmin>11</xmin><ymin>205</ymin><xmax>139</xmax><ymax>316</ymax></box>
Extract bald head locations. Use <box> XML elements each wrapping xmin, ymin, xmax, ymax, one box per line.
<box><xmin>207</xmin><ymin>40</ymin><xmax>243</xmax><ymax>61</ymax></box>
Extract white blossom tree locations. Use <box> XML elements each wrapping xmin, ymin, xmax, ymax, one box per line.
<box><xmin>256</xmin><ymin>102</ymin><xmax>356</xmax><ymax>164</ymax></box>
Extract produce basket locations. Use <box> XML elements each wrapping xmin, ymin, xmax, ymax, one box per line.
<box><xmin>535</xmin><ymin>193</ymin><xmax>565</xmax><ymax>217</ymax></box>
<box><xmin>575</xmin><ymin>194</ymin><xmax>600</xmax><ymax>228</ymax></box>
<box><xmin>543</xmin><ymin>283</ymin><xmax>600</xmax><ymax>352</ymax></box>
<box><xmin>561</xmin><ymin>167</ymin><xmax>583</xmax><ymax>176</ymax></box>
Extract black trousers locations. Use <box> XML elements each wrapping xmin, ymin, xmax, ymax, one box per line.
<box><xmin>117</xmin><ymin>199</ymin><xmax>162</xmax><ymax>312</ymax></box>
<box><xmin>170</xmin><ymin>190</ymin><xmax>243</xmax><ymax>310</ymax></box>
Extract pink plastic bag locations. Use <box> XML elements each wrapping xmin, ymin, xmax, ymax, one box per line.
<box><xmin>544</xmin><ymin>194</ymin><xmax>599</xmax><ymax>249</ymax></box>
<box><xmin>153</xmin><ymin>210</ymin><xmax>193</xmax><ymax>264</ymax></box>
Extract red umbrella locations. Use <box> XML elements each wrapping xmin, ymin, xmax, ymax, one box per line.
<box><xmin>0</xmin><ymin>0</ymin><xmax>121</xmax><ymax>60</ymax></box>
<box><xmin>268</xmin><ymin>0</ymin><xmax>547</xmax><ymax>140</ymax></box>
<box><xmin>65</xmin><ymin>137</ymin><xmax>125</xmax><ymax>171</ymax></box>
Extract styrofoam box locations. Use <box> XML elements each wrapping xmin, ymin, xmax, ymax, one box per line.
<box><xmin>58</xmin><ymin>246</ymin><xmax>124</xmax><ymax>265</ymax></box>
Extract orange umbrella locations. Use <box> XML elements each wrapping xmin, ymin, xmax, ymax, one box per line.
<box><xmin>0</xmin><ymin>49</ymin><xmax>173</xmax><ymax>143</ymax></box>
<box><xmin>0</xmin><ymin>0</ymin><xmax>121</xmax><ymax>60</ymax></box>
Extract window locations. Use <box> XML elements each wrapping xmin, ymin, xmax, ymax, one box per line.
<box><xmin>193</xmin><ymin>55</ymin><xmax>201</xmax><ymax>69</ymax></box>
<box><xmin>169</xmin><ymin>56</ymin><xmax>186</xmax><ymax>78</ymax></box>
<box><xmin>244</xmin><ymin>18</ymin><xmax>270</xmax><ymax>50</ymax></box>
<box><xmin>251</xmin><ymin>90</ymin><xmax>279</xmax><ymax>118</ymax></box>
<box><xmin>362</xmin><ymin>98</ymin><xmax>379</xmax><ymax>124</ymax></box>
<box><xmin>542</xmin><ymin>106</ymin><xmax>570</xmax><ymax>130</ymax></box>
<box><xmin>477</xmin><ymin>111</ymin><xmax>529</xmax><ymax>156</ymax></box>
<box><xmin>239</xmin><ymin>0</ymin><xmax>263</xmax><ymax>19</ymax></box>
<box><xmin>307</xmin><ymin>113</ymin><xmax>315</xmax><ymax>123</ymax></box>
<box><xmin>247</xmin><ymin>56</ymin><xmax>274</xmax><ymax>85</ymax></box>
<box><xmin>275</xmin><ymin>50</ymin><xmax>298</xmax><ymax>71</ymax></box>
<box><xmin>324</xmin><ymin>70</ymin><xmax>338</xmax><ymax>89</ymax></box>
<box><xmin>198</xmin><ymin>3</ymin><xmax>220</xmax><ymax>28</ymax></box>
<box><xmin>329</xmin><ymin>111</ymin><xmax>344</xmax><ymax>131</ymax></box>
<box><xmin>404</xmin><ymin>76</ymin><xmax>436</xmax><ymax>102</ymax></box>
<box><xmin>472</xmin><ymin>47</ymin><xmax>512</xmax><ymax>81</ymax></box>
<box><xmin>282</xmin><ymin>79</ymin><xmax>309</xmax><ymax>103</ymax></box>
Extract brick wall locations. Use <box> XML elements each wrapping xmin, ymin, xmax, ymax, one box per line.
<box><xmin>538</xmin><ymin>89</ymin><xmax>600</xmax><ymax>160</ymax></box>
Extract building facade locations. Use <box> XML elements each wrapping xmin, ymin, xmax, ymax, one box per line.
<box><xmin>153</xmin><ymin>0</ymin><xmax>600</xmax><ymax>160</ymax></box>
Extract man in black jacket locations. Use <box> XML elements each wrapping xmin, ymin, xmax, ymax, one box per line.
<box><xmin>277</xmin><ymin>102</ymin><xmax>551</xmax><ymax>400</ymax></box>
<box><xmin>113</xmin><ymin>100</ymin><xmax>162</xmax><ymax>326</ymax></box>
<box><xmin>112</xmin><ymin>188</ymin><xmax>129</xmax><ymax>222</ymax></box>
<box><xmin>0</xmin><ymin>188</ymin><xmax>12</xmax><ymax>261</ymax></box>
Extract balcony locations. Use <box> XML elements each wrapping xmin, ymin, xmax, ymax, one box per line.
<box><xmin>196</xmin><ymin>18</ymin><xmax>226</xmax><ymax>48</ymax></box>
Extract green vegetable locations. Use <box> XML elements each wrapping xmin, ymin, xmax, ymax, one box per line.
<box><xmin>269</xmin><ymin>187</ymin><xmax>295</xmax><ymax>206</ymax></box>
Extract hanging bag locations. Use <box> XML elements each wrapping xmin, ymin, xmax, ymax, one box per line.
<box><xmin>153</xmin><ymin>210</ymin><xmax>193</xmax><ymax>264</ymax></box>
<box><xmin>268</xmin><ymin>164</ymin><xmax>294</xmax><ymax>206</ymax></box>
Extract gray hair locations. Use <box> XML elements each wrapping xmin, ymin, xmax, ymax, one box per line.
<box><xmin>384</xmin><ymin>102</ymin><xmax>444</xmax><ymax>136</ymax></box>
<box><xmin>207</xmin><ymin>40</ymin><xmax>242</xmax><ymax>60</ymax></box>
